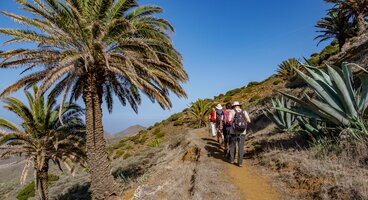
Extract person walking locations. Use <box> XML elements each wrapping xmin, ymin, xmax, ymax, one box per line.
<box><xmin>228</xmin><ymin>101</ymin><xmax>251</xmax><ymax>167</ymax></box>
<box><xmin>215</xmin><ymin>104</ymin><xmax>224</xmax><ymax>144</ymax></box>
<box><xmin>208</xmin><ymin>107</ymin><xmax>217</xmax><ymax>137</ymax></box>
<box><xmin>221</xmin><ymin>102</ymin><xmax>233</xmax><ymax>157</ymax></box>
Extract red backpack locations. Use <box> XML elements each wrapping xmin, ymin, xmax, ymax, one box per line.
<box><xmin>210</xmin><ymin>111</ymin><xmax>216</xmax><ymax>122</ymax></box>
<box><xmin>223</xmin><ymin>109</ymin><xmax>232</xmax><ymax>125</ymax></box>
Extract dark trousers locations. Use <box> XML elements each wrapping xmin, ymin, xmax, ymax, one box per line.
<box><xmin>223</xmin><ymin>126</ymin><xmax>232</xmax><ymax>146</ymax></box>
<box><xmin>229</xmin><ymin>134</ymin><xmax>246</xmax><ymax>165</ymax></box>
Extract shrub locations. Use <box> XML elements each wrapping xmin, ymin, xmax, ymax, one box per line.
<box><xmin>148</xmin><ymin>138</ymin><xmax>161</xmax><ymax>148</ymax></box>
<box><xmin>249</xmin><ymin>95</ymin><xmax>261</xmax><ymax>103</ymax></box>
<box><xmin>113</xmin><ymin>149</ymin><xmax>125</xmax><ymax>159</ymax></box>
<box><xmin>310</xmin><ymin>53</ymin><xmax>319</xmax><ymax>57</ymax></box>
<box><xmin>225</xmin><ymin>88</ymin><xmax>241</xmax><ymax>96</ymax></box>
<box><xmin>168</xmin><ymin>113</ymin><xmax>181</xmax><ymax>122</ymax></box>
<box><xmin>173</xmin><ymin>120</ymin><xmax>185</xmax><ymax>126</ymax></box>
<box><xmin>123</xmin><ymin>153</ymin><xmax>132</xmax><ymax>160</ymax></box>
<box><xmin>223</xmin><ymin>96</ymin><xmax>232</xmax><ymax>103</ymax></box>
<box><xmin>17</xmin><ymin>174</ymin><xmax>60</xmax><ymax>200</ymax></box>
<box><xmin>154</xmin><ymin>129</ymin><xmax>165</xmax><ymax>139</ymax></box>
<box><xmin>247</xmin><ymin>81</ymin><xmax>260</xmax><ymax>87</ymax></box>
<box><xmin>273</xmin><ymin>80</ymin><xmax>282</xmax><ymax>85</ymax></box>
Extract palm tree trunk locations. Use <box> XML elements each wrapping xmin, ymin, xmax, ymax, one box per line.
<box><xmin>357</xmin><ymin>14</ymin><xmax>367</xmax><ymax>35</ymax></box>
<box><xmin>34</xmin><ymin>159</ymin><xmax>49</xmax><ymax>200</ymax></box>
<box><xmin>83</xmin><ymin>73</ymin><xmax>120</xmax><ymax>200</ymax></box>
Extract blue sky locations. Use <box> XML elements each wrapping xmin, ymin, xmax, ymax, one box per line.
<box><xmin>0</xmin><ymin>0</ymin><xmax>331</xmax><ymax>133</ymax></box>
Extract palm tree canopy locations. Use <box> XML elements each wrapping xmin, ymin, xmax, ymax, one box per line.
<box><xmin>325</xmin><ymin>0</ymin><xmax>368</xmax><ymax>16</ymax></box>
<box><xmin>0</xmin><ymin>85</ymin><xmax>86</xmax><ymax>176</ymax></box>
<box><xmin>0</xmin><ymin>0</ymin><xmax>188</xmax><ymax>112</ymax></box>
<box><xmin>315</xmin><ymin>9</ymin><xmax>356</xmax><ymax>47</ymax></box>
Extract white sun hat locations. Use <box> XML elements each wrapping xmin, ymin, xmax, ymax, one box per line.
<box><xmin>232</xmin><ymin>101</ymin><xmax>242</xmax><ymax>107</ymax></box>
<box><xmin>215</xmin><ymin>104</ymin><xmax>223</xmax><ymax>110</ymax></box>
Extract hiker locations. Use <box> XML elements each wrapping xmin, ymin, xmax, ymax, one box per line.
<box><xmin>221</xmin><ymin>102</ymin><xmax>233</xmax><ymax>157</ymax></box>
<box><xmin>208</xmin><ymin>107</ymin><xmax>217</xmax><ymax>137</ymax></box>
<box><xmin>228</xmin><ymin>101</ymin><xmax>251</xmax><ymax>167</ymax></box>
<box><xmin>215</xmin><ymin>104</ymin><xmax>224</xmax><ymax>144</ymax></box>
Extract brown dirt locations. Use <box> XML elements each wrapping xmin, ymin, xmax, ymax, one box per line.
<box><xmin>197</xmin><ymin>129</ymin><xmax>280</xmax><ymax>200</ymax></box>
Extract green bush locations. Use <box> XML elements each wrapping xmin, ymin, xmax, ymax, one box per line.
<box><xmin>249</xmin><ymin>95</ymin><xmax>261</xmax><ymax>103</ymax></box>
<box><xmin>225</xmin><ymin>88</ymin><xmax>241</xmax><ymax>96</ymax></box>
<box><xmin>148</xmin><ymin>138</ymin><xmax>161</xmax><ymax>148</ymax></box>
<box><xmin>17</xmin><ymin>174</ymin><xmax>59</xmax><ymax>200</ymax></box>
<box><xmin>319</xmin><ymin>44</ymin><xmax>339</xmax><ymax>61</ymax></box>
<box><xmin>310</xmin><ymin>53</ymin><xmax>319</xmax><ymax>57</ymax></box>
<box><xmin>247</xmin><ymin>81</ymin><xmax>260</xmax><ymax>87</ymax></box>
<box><xmin>168</xmin><ymin>113</ymin><xmax>181</xmax><ymax>122</ymax></box>
<box><xmin>153</xmin><ymin>129</ymin><xmax>165</xmax><ymax>139</ymax></box>
<box><xmin>113</xmin><ymin>149</ymin><xmax>125</xmax><ymax>159</ymax></box>
<box><xmin>123</xmin><ymin>153</ymin><xmax>132</xmax><ymax>159</ymax></box>
<box><xmin>273</xmin><ymin>80</ymin><xmax>282</xmax><ymax>85</ymax></box>
<box><xmin>173</xmin><ymin>120</ymin><xmax>185</xmax><ymax>126</ymax></box>
<box><xmin>138</xmin><ymin>135</ymin><xmax>148</xmax><ymax>144</ymax></box>
<box><xmin>223</xmin><ymin>96</ymin><xmax>232</xmax><ymax>103</ymax></box>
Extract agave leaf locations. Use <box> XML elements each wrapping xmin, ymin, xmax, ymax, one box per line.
<box><xmin>294</xmin><ymin>68</ymin><xmax>343</xmax><ymax>112</ymax></box>
<box><xmin>327</xmin><ymin>65</ymin><xmax>357</xmax><ymax>117</ymax></box>
<box><xmin>358</xmin><ymin>75</ymin><xmax>368</xmax><ymax>112</ymax></box>
<box><xmin>306</xmin><ymin>95</ymin><xmax>350</xmax><ymax>126</ymax></box>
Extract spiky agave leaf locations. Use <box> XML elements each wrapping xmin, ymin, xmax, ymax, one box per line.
<box><xmin>263</xmin><ymin>96</ymin><xmax>298</xmax><ymax>132</ymax></box>
<box><xmin>279</xmin><ymin>63</ymin><xmax>368</xmax><ymax>136</ymax></box>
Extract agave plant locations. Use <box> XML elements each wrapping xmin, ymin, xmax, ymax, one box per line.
<box><xmin>276</xmin><ymin>58</ymin><xmax>303</xmax><ymax>79</ymax></box>
<box><xmin>263</xmin><ymin>97</ymin><xmax>298</xmax><ymax>132</ymax></box>
<box><xmin>278</xmin><ymin>63</ymin><xmax>368</xmax><ymax>131</ymax></box>
<box><xmin>296</xmin><ymin>117</ymin><xmax>326</xmax><ymax>139</ymax></box>
<box><xmin>189</xmin><ymin>99</ymin><xmax>212</xmax><ymax>128</ymax></box>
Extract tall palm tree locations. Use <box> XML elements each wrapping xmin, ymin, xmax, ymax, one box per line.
<box><xmin>325</xmin><ymin>0</ymin><xmax>368</xmax><ymax>35</ymax></box>
<box><xmin>0</xmin><ymin>85</ymin><xmax>85</xmax><ymax>200</ymax></box>
<box><xmin>0</xmin><ymin>0</ymin><xmax>187</xmax><ymax>198</ymax></box>
<box><xmin>315</xmin><ymin>9</ymin><xmax>356</xmax><ymax>49</ymax></box>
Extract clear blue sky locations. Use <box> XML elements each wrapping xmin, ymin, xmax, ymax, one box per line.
<box><xmin>0</xmin><ymin>0</ymin><xmax>331</xmax><ymax>133</ymax></box>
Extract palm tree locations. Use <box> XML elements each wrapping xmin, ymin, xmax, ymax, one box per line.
<box><xmin>0</xmin><ymin>85</ymin><xmax>85</xmax><ymax>200</ymax></box>
<box><xmin>189</xmin><ymin>99</ymin><xmax>212</xmax><ymax>128</ymax></box>
<box><xmin>325</xmin><ymin>0</ymin><xmax>368</xmax><ymax>35</ymax></box>
<box><xmin>0</xmin><ymin>0</ymin><xmax>187</xmax><ymax>198</ymax></box>
<box><xmin>315</xmin><ymin>9</ymin><xmax>356</xmax><ymax>49</ymax></box>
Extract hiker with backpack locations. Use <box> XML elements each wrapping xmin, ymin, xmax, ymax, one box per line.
<box><xmin>228</xmin><ymin>101</ymin><xmax>251</xmax><ymax>167</ymax></box>
<box><xmin>208</xmin><ymin>107</ymin><xmax>217</xmax><ymax>137</ymax></box>
<box><xmin>221</xmin><ymin>102</ymin><xmax>233</xmax><ymax>157</ymax></box>
<box><xmin>215</xmin><ymin>104</ymin><xmax>224</xmax><ymax>144</ymax></box>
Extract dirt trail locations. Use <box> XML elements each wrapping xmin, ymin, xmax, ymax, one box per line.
<box><xmin>197</xmin><ymin>129</ymin><xmax>280</xmax><ymax>200</ymax></box>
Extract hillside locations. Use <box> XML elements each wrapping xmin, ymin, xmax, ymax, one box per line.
<box><xmin>105</xmin><ymin>125</ymin><xmax>146</xmax><ymax>146</ymax></box>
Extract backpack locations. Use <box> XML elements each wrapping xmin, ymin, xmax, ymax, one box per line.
<box><xmin>233</xmin><ymin>110</ymin><xmax>247</xmax><ymax>132</ymax></box>
<box><xmin>215</xmin><ymin>110</ymin><xmax>223</xmax><ymax>124</ymax></box>
<box><xmin>210</xmin><ymin>111</ymin><xmax>216</xmax><ymax>123</ymax></box>
<box><xmin>223</xmin><ymin>109</ymin><xmax>232</xmax><ymax>126</ymax></box>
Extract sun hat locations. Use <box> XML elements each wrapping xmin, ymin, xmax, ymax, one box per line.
<box><xmin>215</xmin><ymin>104</ymin><xmax>223</xmax><ymax>110</ymax></box>
<box><xmin>232</xmin><ymin>101</ymin><xmax>242</xmax><ymax>107</ymax></box>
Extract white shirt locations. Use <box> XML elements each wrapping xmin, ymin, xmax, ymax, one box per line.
<box><xmin>229</xmin><ymin>108</ymin><xmax>250</xmax><ymax>135</ymax></box>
